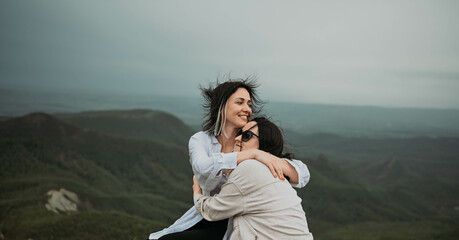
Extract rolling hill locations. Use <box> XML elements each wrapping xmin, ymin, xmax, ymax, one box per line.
<box><xmin>54</xmin><ymin>109</ymin><xmax>194</xmax><ymax>147</ymax></box>
<box><xmin>0</xmin><ymin>112</ymin><xmax>193</xmax><ymax>239</ymax></box>
<box><xmin>1</xmin><ymin>110</ymin><xmax>458</xmax><ymax>239</ymax></box>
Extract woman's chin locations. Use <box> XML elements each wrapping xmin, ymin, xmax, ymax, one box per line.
<box><xmin>237</xmin><ymin>120</ymin><xmax>248</xmax><ymax>127</ymax></box>
<box><xmin>231</xmin><ymin>123</ymin><xmax>245</xmax><ymax>129</ymax></box>
<box><xmin>228</xmin><ymin>119</ymin><xmax>247</xmax><ymax>130</ymax></box>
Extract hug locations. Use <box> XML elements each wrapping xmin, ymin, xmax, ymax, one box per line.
<box><xmin>149</xmin><ymin>79</ymin><xmax>313</xmax><ymax>240</ymax></box>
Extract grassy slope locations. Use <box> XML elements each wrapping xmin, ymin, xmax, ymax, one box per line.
<box><xmin>1</xmin><ymin>110</ymin><xmax>458</xmax><ymax>239</ymax></box>
<box><xmin>285</xmin><ymin>131</ymin><xmax>459</xmax><ymax>239</ymax></box>
<box><xmin>55</xmin><ymin>109</ymin><xmax>195</xmax><ymax>147</ymax></box>
<box><xmin>0</xmin><ymin>112</ymin><xmax>193</xmax><ymax>240</ymax></box>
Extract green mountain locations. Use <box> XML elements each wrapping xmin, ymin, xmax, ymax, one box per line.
<box><xmin>0</xmin><ymin>112</ymin><xmax>193</xmax><ymax>240</ymax></box>
<box><xmin>55</xmin><ymin>109</ymin><xmax>194</xmax><ymax>147</ymax></box>
<box><xmin>3</xmin><ymin>87</ymin><xmax>459</xmax><ymax>138</ymax></box>
<box><xmin>1</xmin><ymin>110</ymin><xmax>458</xmax><ymax>240</ymax></box>
<box><xmin>284</xmin><ymin>131</ymin><xmax>459</xmax><ymax>239</ymax></box>
<box><xmin>266</xmin><ymin>102</ymin><xmax>459</xmax><ymax>138</ymax></box>
<box><xmin>285</xmin><ymin>131</ymin><xmax>459</xmax><ymax>182</ymax></box>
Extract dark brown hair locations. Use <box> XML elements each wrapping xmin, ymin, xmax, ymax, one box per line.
<box><xmin>252</xmin><ymin>116</ymin><xmax>293</xmax><ymax>159</ymax></box>
<box><xmin>200</xmin><ymin>77</ymin><xmax>263</xmax><ymax>136</ymax></box>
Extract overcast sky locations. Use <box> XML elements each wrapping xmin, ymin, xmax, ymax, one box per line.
<box><xmin>1</xmin><ymin>0</ymin><xmax>459</xmax><ymax>109</ymax></box>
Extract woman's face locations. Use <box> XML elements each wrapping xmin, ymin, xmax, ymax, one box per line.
<box><xmin>225</xmin><ymin>88</ymin><xmax>252</xmax><ymax>128</ymax></box>
<box><xmin>234</xmin><ymin>121</ymin><xmax>259</xmax><ymax>152</ymax></box>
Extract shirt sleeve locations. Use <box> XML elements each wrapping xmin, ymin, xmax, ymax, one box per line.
<box><xmin>189</xmin><ymin>132</ymin><xmax>238</xmax><ymax>193</ymax></box>
<box><xmin>284</xmin><ymin>158</ymin><xmax>311</xmax><ymax>188</ymax></box>
<box><xmin>194</xmin><ymin>181</ymin><xmax>244</xmax><ymax>221</ymax></box>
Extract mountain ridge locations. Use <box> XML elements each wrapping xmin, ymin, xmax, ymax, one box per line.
<box><xmin>1</xmin><ymin>110</ymin><xmax>458</xmax><ymax>239</ymax></box>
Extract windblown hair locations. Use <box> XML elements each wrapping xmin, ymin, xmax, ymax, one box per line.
<box><xmin>200</xmin><ymin>77</ymin><xmax>263</xmax><ymax>136</ymax></box>
<box><xmin>252</xmin><ymin>116</ymin><xmax>293</xmax><ymax>159</ymax></box>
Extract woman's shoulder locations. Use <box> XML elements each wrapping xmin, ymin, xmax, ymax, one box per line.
<box><xmin>229</xmin><ymin>160</ymin><xmax>278</xmax><ymax>192</ymax></box>
<box><xmin>236</xmin><ymin>160</ymin><xmax>268</xmax><ymax>175</ymax></box>
<box><xmin>191</xmin><ymin>130</ymin><xmax>210</xmax><ymax>139</ymax></box>
<box><xmin>189</xmin><ymin>131</ymin><xmax>215</xmax><ymax>144</ymax></box>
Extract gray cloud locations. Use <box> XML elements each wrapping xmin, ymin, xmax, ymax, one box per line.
<box><xmin>1</xmin><ymin>0</ymin><xmax>458</xmax><ymax>108</ymax></box>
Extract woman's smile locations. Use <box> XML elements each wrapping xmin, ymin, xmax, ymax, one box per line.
<box><xmin>238</xmin><ymin>115</ymin><xmax>248</xmax><ymax>121</ymax></box>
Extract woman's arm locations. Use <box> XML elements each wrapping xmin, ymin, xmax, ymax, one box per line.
<box><xmin>236</xmin><ymin>149</ymin><xmax>286</xmax><ymax>181</ymax></box>
<box><xmin>283</xmin><ymin>158</ymin><xmax>311</xmax><ymax>188</ymax></box>
<box><xmin>193</xmin><ymin>176</ymin><xmax>244</xmax><ymax>221</ymax></box>
<box><xmin>189</xmin><ymin>132</ymin><xmax>238</xmax><ymax>193</ymax></box>
<box><xmin>236</xmin><ymin>149</ymin><xmax>310</xmax><ymax>187</ymax></box>
<box><xmin>189</xmin><ymin>132</ymin><xmax>296</xmax><ymax>191</ymax></box>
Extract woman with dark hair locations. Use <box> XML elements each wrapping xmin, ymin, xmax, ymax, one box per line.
<box><xmin>193</xmin><ymin>117</ymin><xmax>313</xmax><ymax>240</ymax></box>
<box><xmin>249</xmin><ymin>116</ymin><xmax>293</xmax><ymax>159</ymax></box>
<box><xmin>148</xmin><ymin>78</ymin><xmax>310</xmax><ymax>240</ymax></box>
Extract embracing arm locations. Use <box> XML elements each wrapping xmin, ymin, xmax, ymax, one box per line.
<box><xmin>193</xmin><ymin>176</ymin><xmax>244</xmax><ymax>221</ymax></box>
<box><xmin>189</xmin><ymin>131</ymin><xmax>308</xmax><ymax>191</ymax></box>
<box><xmin>236</xmin><ymin>149</ymin><xmax>310</xmax><ymax>187</ymax></box>
<box><xmin>236</xmin><ymin>149</ymin><xmax>286</xmax><ymax>181</ymax></box>
<box><xmin>189</xmin><ymin>132</ymin><xmax>237</xmax><ymax>193</ymax></box>
<box><xmin>283</xmin><ymin>158</ymin><xmax>310</xmax><ymax>188</ymax></box>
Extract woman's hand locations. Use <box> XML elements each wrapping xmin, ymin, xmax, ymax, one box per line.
<box><xmin>236</xmin><ymin>149</ymin><xmax>289</xmax><ymax>181</ymax></box>
<box><xmin>254</xmin><ymin>150</ymin><xmax>286</xmax><ymax>181</ymax></box>
<box><xmin>193</xmin><ymin>176</ymin><xmax>202</xmax><ymax>196</ymax></box>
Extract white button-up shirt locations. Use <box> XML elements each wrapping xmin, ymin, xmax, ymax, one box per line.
<box><xmin>148</xmin><ymin>131</ymin><xmax>311</xmax><ymax>240</ymax></box>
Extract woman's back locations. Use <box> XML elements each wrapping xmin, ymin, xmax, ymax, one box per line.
<box><xmin>226</xmin><ymin>160</ymin><xmax>313</xmax><ymax>240</ymax></box>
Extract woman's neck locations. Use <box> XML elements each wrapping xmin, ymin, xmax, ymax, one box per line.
<box><xmin>217</xmin><ymin>125</ymin><xmax>237</xmax><ymax>153</ymax></box>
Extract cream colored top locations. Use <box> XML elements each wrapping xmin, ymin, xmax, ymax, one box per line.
<box><xmin>194</xmin><ymin>160</ymin><xmax>313</xmax><ymax>240</ymax></box>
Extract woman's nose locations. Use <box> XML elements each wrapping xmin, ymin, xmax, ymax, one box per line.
<box><xmin>243</xmin><ymin>103</ymin><xmax>252</xmax><ymax>113</ymax></box>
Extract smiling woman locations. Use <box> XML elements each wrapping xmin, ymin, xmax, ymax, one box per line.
<box><xmin>204</xmin><ymin>87</ymin><xmax>253</xmax><ymax>138</ymax></box>
<box><xmin>148</xmin><ymin>78</ymin><xmax>311</xmax><ymax>240</ymax></box>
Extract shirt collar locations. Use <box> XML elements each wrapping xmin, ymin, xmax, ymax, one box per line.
<box><xmin>210</xmin><ymin>134</ymin><xmax>220</xmax><ymax>144</ymax></box>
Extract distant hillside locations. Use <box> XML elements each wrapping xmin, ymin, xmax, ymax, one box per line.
<box><xmin>284</xmin><ymin>130</ymin><xmax>459</xmax><ymax>223</ymax></box>
<box><xmin>284</xmin><ymin>131</ymin><xmax>459</xmax><ymax>182</ymax></box>
<box><xmin>1</xmin><ymin>111</ymin><xmax>458</xmax><ymax>240</ymax></box>
<box><xmin>2</xmin><ymin>88</ymin><xmax>459</xmax><ymax>138</ymax></box>
<box><xmin>301</xmin><ymin>155</ymin><xmax>429</xmax><ymax>224</ymax></box>
<box><xmin>265</xmin><ymin>101</ymin><xmax>459</xmax><ymax>138</ymax></box>
<box><xmin>55</xmin><ymin>109</ymin><xmax>194</xmax><ymax>147</ymax></box>
<box><xmin>0</xmin><ymin>112</ymin><xmax>193</xmax><ymax>240</ymax></box>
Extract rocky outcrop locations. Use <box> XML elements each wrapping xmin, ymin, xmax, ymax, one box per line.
<box><xmin>45</xmin><ymin>188</ymin><xmax>80</xmax><ymax>214</ymax></box>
